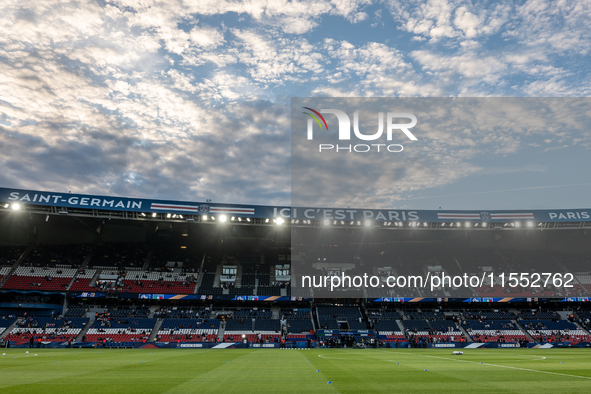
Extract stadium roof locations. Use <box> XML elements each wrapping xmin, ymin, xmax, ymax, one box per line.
<box><xmin>1</xmin><ymin>187</ymin><xmax>590</xmax><ymax>228</ymax></box>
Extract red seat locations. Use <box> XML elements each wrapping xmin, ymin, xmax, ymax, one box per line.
<box><xmin>69</xmin><ymin>278</ymin><xmax>98</xmax><ymax>292</ymax></box>
<box><xmin>2</xmin><ymin>275</ymin><xmax>72</xmax><ymax>291</ymax></box>
<box><xmin>121</xmin><ymin>280</ymin><xmax>196</xmax><ymax>294</ymax></box>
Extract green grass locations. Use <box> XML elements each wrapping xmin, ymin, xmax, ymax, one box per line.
<box><xmin>1</xmin><ymin>348</ymin><xmax>591</xmax><ymax>393</ymax></box>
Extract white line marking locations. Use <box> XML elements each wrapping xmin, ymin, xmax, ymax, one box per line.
<box><xmin>379</xmin><ymin>351</ymin><xmax>590</xmax><ymax>380</ymax></box>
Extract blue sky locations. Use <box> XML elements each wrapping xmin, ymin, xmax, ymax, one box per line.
<box><xmin>0</xmin><ymin>0</ymin><xmax>590</xmax><ymax>210</ymax></box>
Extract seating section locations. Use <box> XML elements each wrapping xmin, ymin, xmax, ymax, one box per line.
<box><xmin>0</xmin><ymin>316</ymin><xmax>18</xmax><ymax>336</ymax></box>
<box><xmin>2</xmin><ymin>267</ymin><xmax>78</xmax><ymax>291</ymax></box>
<box><xmin>317</xmin><ymin>306</ymin><xmax>365</xmax><ymax>330</ymax></box>
<box><xmin>225</xmin><ymin>319</ymin><xmax>253</xmax><ymax>331</ymax></box>
<box><xmin>286</xmin><ymin>319</ymin><xmax>314</xmax><ymax>333</ymax></box>
<box><xmin>374</xmin><ymin>320</ymin><xmax>403</xmax><ymax>334</ymax></box>
<box><xmin>120</xmin><ymin>271</ymin><xmax>197</xmax><ymax>294</ymax></box>
<box><xmin>23</xmin><ymin>244</ymin><xmax>90</xmax><ymax>268</ymax></box>
<box><xmin>462</xmin><ymin>311</ymin><xmax>516</xmax><ymax>320</ymax></box>
<box><xmin>380</xmin><ymin>334</ymin><xmax>407</xmax><ymax>341</ymax></box>
<box><xmin>85</xmin><ymin>317</ymin><xmax>157</xmax><ymax>342</ymax></box>
<box><xmin>158</xmin><ymin>333</ymin><xmax>218</xmax><ymax>342</ymax></box>
<box><xmin>366</xmin><ymin>309</ymin><xmax>405</xmax><ymax>339</ymax></box>
<box><xmin>154</xmin><ymin>307</ymin><xmax>211</xmax><ymax>319</ymax></box>
<box><xmin>0</xmin><ymin>266</ymin><xmax>11</xmax><ymax>282</ymax></box>
<box><xmin>257</xmin><ymin>286</ymin><xmax>281</xmax><ymax>296</ymax></box>
<box><xmin>406</xmin><ymin>311</ymin><xmax>445</xmax><ymax>320</ymax></box>
<box><xmin>402</xmin><ymin>318</ymin><xmax>465</xmax><ymax>342</ymax></box>
<box><xmin>160</xmin><ymin>318</ymin><xmax>220</xmax><ymax>330</ymax></box>
<box><xmin>2</xmin><ymin>304</ymin><xmax>591</xmax><ymax>345</ymax></box>
<box><xmin>198</xmin><ymin>273</ymin><xmax>220</xmax><ymax>294</ymax></box>
<box><xmin>520</xmin><ymin>320</ymin><xmax>591</xmax><ymax>342</ymax></box>
<box><xmin>5</xmin><ymin>316</ymin><xmax>88</xmax><ymax>342</ymax></box>
<box><xmin>517</xmin><ymin>311</ymin><xmax>559</xmax><ymax>320</ymax></box>
<box><xmin>0</xmin><ymin>246</ymin><xmax>25</xmax><ymax>266</ymax></box>
<box><xmin>234</xmin><ymin>309</ymin><xmax>272</xmax><ymax>319</ymax></box>
<box><xmin>367</xmin><ymin>309</ymin><xmax>402</xmax><ymax>320</ymax></box>
<box><xmin>88</xmin><ymin>243</ymin><xmax>147</xmax><ymax>269</ymax></box>
<box><xmin>64</xmin><ymin>306</ymin><xmax>87</xmax><ymax>317</ymax></box>
<box><xmin>254</xmin><ymin>319</ymin><xmax>280</xmax><ymax>332</ymax></box>
<box><xmin>155</xmin><ymin>318</ymin><xmax>220</xmax><ymax>342</ymax></box>
<box><xmin>224</xmin><ymin>333</ymin><xmax>280</xmax><ymax>343</ymax></box>
<box><xmin>109</xmin><ymin>307</ymin><xmax>150</xmax><ymax>318</ymax></box>
<box><xmin>281</xmin><ymin>308</ymin><xmax>311</xmax><ymax>319</ymax></box>
<box><xmin>69</xmin><ymin>269</ymin><xmax>98</xmax><ymax>292</ymax></box>
<box><xmin>224</xmin><ymin>313</ymin><xmax>281</xmax><ymax>342</ymax></box>
<box><xmin>463</xmin><ymin>320</ymin><xmax>527</xmax><ymax>343</ymax></box>
<box><xmin>84</xmin><ymin>331</ymin><xmax>152</xmax><ymax>343</ymax></box>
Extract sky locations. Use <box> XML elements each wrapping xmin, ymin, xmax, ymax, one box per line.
<box><xmin>0</xmin><ymin>0</ymin><xmax>590</xmax><ymax>210</ymax></box>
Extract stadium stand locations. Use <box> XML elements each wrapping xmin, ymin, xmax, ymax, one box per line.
<box><xmin>21</xmin><ymin>244</ymin><xmax>90</xmax><ymax>268</ymax></box>
<box><xmin>2</xmin><ymin>200</ymin><xmax>591</xmax><ymax>350</ymax></box>
<box><xmin>402</xmin><ymin>316</ymin><xmax>466</xmax><ymax>343</ymax></box>
<box><xmin>4</xmin><ymin>316</ymin><xmax>89</xmax><ymax>342</ymax></box>
<box><xmin>0</xmin><ymin>245</ymin><xmax>25</xmax><ymax>267</ymax></box>
<box><xmin>1</xmin><ymin>267</ymin><xmax>78</xmax><ymax>291</ymax></box>
<box><xmin>0</xmin><ymin>266</ymin><xmax>12</xmax><ymax>283</ymax></box>
<box><xmin>85</xmin><ymin>315</ymin><xmax>157</xmax><ymax>343</ymax></box>
<box><xmin>0</xmin><ymin>315</ymin><xmax>18</xmax><ymax>337</ymax></box>
<box><xmin>519</xmin><ymin>319</ymin><xmax>591</xmax><ymax>342</ymax></box>
<box><xmin>462</xmin><ymin>320</ymin><xmax>528</xmax><ymax>343</ymax></box>
<box><xmin>119</xmin><ymin>271</ymin><xmax>197</xmax><ymax>294</ymax></box>
<box><xmin>367</xmin><ymin>308</ymin><xmax>406</xmax><ymax>341</ymax></box>
<box><xmin>68</xmin><ymin>269</ymin><xmax>98</xmax><ymax>292</ymax></box>
<box><xmin>87</xmin><ymin>243</ymin><xmax>147</xmax><ymax>269</ymax></box>
<box><xmin>155</xmin><ymin>318</ymin><xmax>219</xmax><ymax>343</ymax></box>
<box><xmin>317</xmin><ymin>306</ymin><xmax>366</xmax><ymax>330</ymax></box>
<box><xmin>154</xmin><ymin>307</ymin><xmax>211</xmax><ymax>319</ymax></box>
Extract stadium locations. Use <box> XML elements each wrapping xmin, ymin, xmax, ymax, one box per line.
<box><xmin>3</xmin><ymin>1</ymin><xmax>591</xmax><ymax>393</ymax></box>
<box><xmin>1</xmin><ymin>186</ymin><xmax>591</xmax><ymax>392</ymax></box>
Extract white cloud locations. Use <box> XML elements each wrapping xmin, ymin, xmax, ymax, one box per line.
<box><xmin>411</xmin><ymin>50</ymin><xmax>507</xmax><ymax>82</ymax></box>
<box><xmin>190</xmin><ymin>26</ymin><xmax>224</xmax><ymax>48</ymax></box>
<box><xmin>347</xmin><ymin>12</ymin><xmax>368</xmax><ymax>23</ymax></box>
<box><xmin>388</xmin><ymin>0</ymin><xmax>512</xmax><ymax>42</ymax></box>
<box><xmin>0</xmin><ymin>0</ymin><xmax>589</xmax><ymax>208</ymax></box>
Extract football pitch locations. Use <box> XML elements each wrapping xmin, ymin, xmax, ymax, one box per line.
<box><xmin>1</xmin><ymin>348</ymin><xmax>590</xmax><ymax>393</ymax></box>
